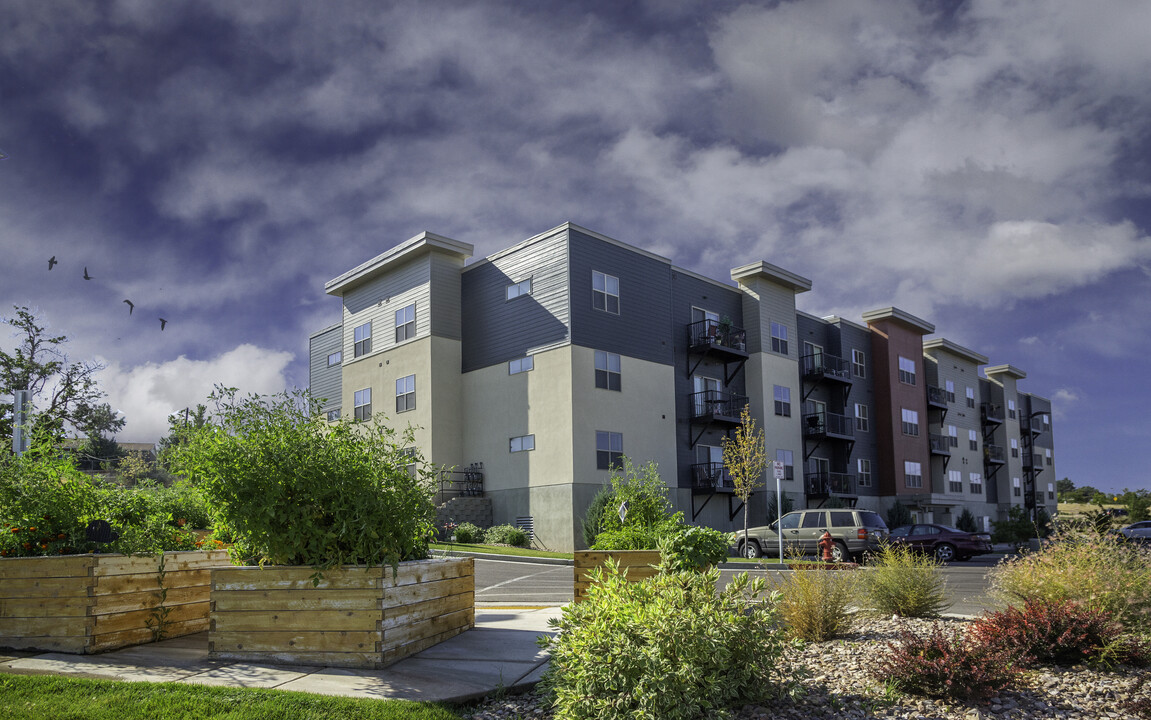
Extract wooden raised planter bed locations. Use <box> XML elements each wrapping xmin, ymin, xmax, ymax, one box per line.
<box><xmin>573</xmin><ymin>550</ymin><xmax>661</xmax><ymax>604</ymax></box>
<box><xmin>208</xmin><ymin>556</ymin><xmax>474</xmax><ymax>669</ymax></box>
<box><xmin>0</xmin><ymin>550</ymin><xmax>232</xmax><ymax>654</ymax></box>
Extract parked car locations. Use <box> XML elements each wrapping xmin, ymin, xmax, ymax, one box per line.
<box><xmin>1119</xmin><ymin>520</ymin><xmax>1151</xmax><ymax>543</ymax></box>
<box><xmin>886</xmin><ymin>524</ymin><xmax>992</xmax><ymax>562</ymax></box>
<box><xmin>734</xmin><ymin>508</ymin><xmax>889</xmax><ymax>563</ymax></box>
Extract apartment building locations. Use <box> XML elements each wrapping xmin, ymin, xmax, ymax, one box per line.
<box><xmin>309</xmin><ymin>222</ymin><xmax>1057</xmax><ymax>551</ymax></box>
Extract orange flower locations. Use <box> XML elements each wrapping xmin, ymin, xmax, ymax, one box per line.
<box><xmin>10</xmin><ymin>528</ymin><xmax>19</xmax><ymax>533</ymax></box>
<box><xmin>28</xmin><ymin>526</ymin><xmax>36</xmax><ymax>532</ymax></box>
<box><xmin>40</xmin><ymin>543</ymin><xmax>48</xmax><ymax>549</ymax></box>
<box><xmin>176</xmin><ymin>518</ymin><xmax>186</xmax><ymax>527</ymax></box>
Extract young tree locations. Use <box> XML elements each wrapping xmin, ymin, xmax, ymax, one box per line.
<box><xmin>724</xmin><ymin>405</ymin><xmax>766</xmax><ymax>552</ymax></box>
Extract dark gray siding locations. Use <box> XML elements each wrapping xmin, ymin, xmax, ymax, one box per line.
<box><xmin>461</xmin><ymin>229</ymin><xmax>571</xmax><ymax>373</ymax></box>
<box><xmin>835</xmin><ymin>320</ymin><xmax>879</xmax><ymax>499</ymax></box>
<box><xmin>309</xmin><ymin>324</ymin><xmax>343</xmax><ymax>413</ymax></box>
<box><xmin>429</xmin><ymin>251</ymin><xmax>464</xmax><ymax>340</ymax></box>
<box><xmin>568</xmin><ymin>229</ymin><xmax>675</xmax><ymax>366</ymax></box>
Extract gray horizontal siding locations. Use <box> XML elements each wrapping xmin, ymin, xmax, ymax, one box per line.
<box><xmin>342</xmin><ymin>254</ymin><xmax>431</xmax><ymax>358</ymax></box>
<box><xmin>429</xmin><ymin>251</ymin><xmax>464</xmax><ymax>340</ymax></box>
<box><xmin>309</xmin><ymin>325</ymin><xmax>343</xmax><ymax>412</ymax></box>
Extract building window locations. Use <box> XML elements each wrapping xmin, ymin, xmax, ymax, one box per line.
<box><xmin>969</xmin><ymin>429</ymin><xmax>979</xmax><ymax>451</ymax></box>
<box><xmin>945</xmin><ymin>380</ymin><xmax>956</xmax><ymax>403</ymax></box>
<box><xmin>898</xmin><ymin>356</ymin><xmax>916</xmax><ymax>385</ymax></box>
<box><xmin>852</xmin><ymin>349</ymin><xmax>866</xmax><ymax>378</ymax></box>
<box><xmin>354</xmin><ymin>388</ymin><xmax>371</xmax><ymax>421</ymax></box>
<box><xmin>773</xmin><ymin>385</ymin><xmax>791</xmax><ymax>417</ymax></box>
<box><xmin>947</xmin><ymin>424</ymin><xmax>958</xmax><ymax>447</ymax></box>
<box><xmin>509</xmin><ymin>356</ymin><xmax>534</xmax><ymax>374</ymax></box>
<box><xmin>596</xmin><ymin>431</ymin><xmax>623</xmax><ymax>470</ymax></box>
<box><xmin>969</xmin><ymin>473</ymin><xmax>983</xmax><ymax>494</ymax></box>
<box><xmin>395</xmin><ymin>375</ymin><xmax>415</xmax><ymax>413</ymax></box>
<box><xmin>901</xmin><ymin>408</ymin><xmax>920</xmax><ymax>437</ymax></box>
<box><xmin>1047</xmin><ymin>482</ymin><xmax>1055</xmax><ymax>500</ymax></box>
<box><xmin>1013</xmin><ymin>477</ymin><xmax>1021</xmax><ymax>497</ymax></box>
<box><xmin>1011</xmin><ymin>438</ymin><xmax>1019</xmax><ymax>458</ymax></box>
<box><xmin>1046</xmin><ymin>448</ymin><xmax>1052</xmax><ymax>466</ymax></box>
<box><xmin>327</xmin><ymin>351</ymin><xmax>342</xmax><ymax>367</ymax></box>
<box><xmin>592</xmin><ymin>271</ymin><xmax>620</xmax><ymax>314</ymax></box>
<box><xmin>904</xmin><ymin>461</ymin><xmax>923</xmax><ymax>489</ymax></box>
<box><xmin>353</xmin><ymin>322</ymin><xmax>372</xmax><ymax>357</ymax></box>
<box><xmin>949</xmin><ymin>470</ymin><xmax>963</xmax><ymax>494</ymax></box>
<box><xmin>857</xmin><ymin>458</ymin><xmax>872</xmax><ymax>487</ymax></box>
<box><xmin>1008</xmin><ymin>398</ymin><xmax>1017</xmax><ymax>420</ymax></box>
<box><xmin>776</xmin><ymin>449</ymin><xmax>794</xmax><ymax>481</ymax></box>
<box><xmin>395</xmin><ymin>303</ymin><xmax>416</xmax><ymax>343</ymax></box>
<box><xmin>854</xmin><ymin>403</ymin><xmax>869</xmax><ymax>433</ymax></box>
<box><xmin>595</xmin><ymin>350</ymin><xmax>621</xmax><ymax>391</ymax></box>
<box><xmin>506</xmin><ymin>279</ymin><xmax>532</xmax><ymax>301</ymax></box>
<box><xmin>770</xmin><ymin>322</ymin><xmax>789</xmax><ymax>355</ymax></box>
<box><xmin>510</xmin><ymin>435</ymin><xmax>535</xmax><ymax>453</ymax></box>
<box><xmin>966</xmin><ymin>386</ymin><xmax>976</xmax><ymax>408</ymax></box>
<box><xmin>326</xmin><ymin>409</ymin><xmax>341</xmax><ymax>422</ymax></box>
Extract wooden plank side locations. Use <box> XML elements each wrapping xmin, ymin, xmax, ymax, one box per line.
<box><xmin>381</xmin><ymin>607</ymin><xmax>472</xmax><ymax>650</ymax></box>
<box><xmin>381</xmin><ymin>591</ymin><xmax>472</xmax><ymax>630</ymax></box>
<box><xmin>0</xmin><ymin>597</ymin><xmax>89</xmax><ymax>618</ymax></box>
<box><xmin>0</xmin><ymin>634</ymin><xmax>88</xmax><ymax>653</ymax></box>
<box><xmin>382</xmin><ymin>622</ymin><xmax>470</xmax><ymax>666</ymax></box>
<box><xmin>94</xmin><ymin>569</ymin><xmax>212</xmax><ymax>595</ymax></box>
<box><xmin>210</xmin><ymin>630</ymin><xmax>379</xmax><ymax>653</ymax></box>
<box><xmin>91</xmin><ymin>601</ymin><xmax>209</xmax><ymax>635</ymax></box>
<box><xmin>210</xmin><ymin>589</ymin><xmax>381</xmax><ymax>613</ymax></box>
<box><xmin>211</xmin><ymin>609</ymin><xmax>381</xmax><ymax>633</ymax></box>
<box><xmin>88</xmin><ymin>617</ymin><xmax>211</xmax><ymax>653</ymax></box>
<box><xmin>212</xmin><ymin>567</ymin><xmax>382</xmax><ymax>591</ymax></box>
<box><xmin>90</xmin><ymin>585</ymin><xmax>206</xmax><ymax>616</ymax></box>
<box><xmin>1</xmin><ymin>576</ymin><xmax>94</xmax><ymax>599</ymax></box>
<box><xmin>382</xmin><ymin>576</ymin><xmax>473</xmax><ymax>608</ymax></box>
<box><xmin>382</xmin><ymin>558</ymin><xmax>474</xmax><ymax>588</ymax></box>
<box><xmin>0</xmin><ymin>556</ymin><xmax>97</xmax><ymax>579</ymax></box>
<box><xmin>209</xmin><ymin>649</ymin><xmax>381</xmax><ymax>669</ymax></box>
<box><xmin>0</xmin><ymin>615</ymin><xmax>91</xmax><ymax>638</ymax></box>
<box><xmin>91</xmin><ymin>551</ymin><xmax>232</xmax><ymax>577</ymax></box>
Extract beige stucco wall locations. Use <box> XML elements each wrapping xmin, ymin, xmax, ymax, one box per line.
<box><xmin>744</xmin><ymin>351</ymin><xmax>803</xmax><ymax>508</ymax></box>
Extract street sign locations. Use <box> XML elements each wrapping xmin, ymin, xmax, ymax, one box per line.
<box><xmin>772</xmin><ymin>460</ymin><xmax>785</xmax><ymax>480</ymax></box>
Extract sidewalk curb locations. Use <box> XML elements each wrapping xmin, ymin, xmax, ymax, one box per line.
<box><xmin>430</xmin><ymin>549</ymin><xmax>574</xmax><ymax>566</ymax></box>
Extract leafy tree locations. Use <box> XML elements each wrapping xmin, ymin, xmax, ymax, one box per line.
<box><xmin>1120</xmin><ymin>489</ymin><xmax>1151</xmax><ymax>522</ymax></box>
<box><xmin>723</xmin><ymin>405</ymin><xmax>766</xmax><ymax>553</ymax></box>
<box><xmin>956</xmin><ymin>507</ymin><xmax>979</xmax><ymax>533</ymax></box>
<box><xmin>580</xmin><ymin>483</ymin><xmax>615</xmax><ymax>549</ymax></box>
<box><xmin>766</xmin><ymin>488</ymin><xmax>794</xmax><ymax>523</ymax></box>
<box><xmin>1</xmin><ymin>306</ymin><xmax>123</xmax><ymax>448</ymax></box>
<box><xmin>1056</xmin><ymin>477</ymin><xmax>1076</xmax><ymax>499</ymax></box>
<box><xmin>887</xmin><ymin>500</ymin><xmax>913</xmax><ymax>529</ymax></box>
<box><xmin>157</xmin><ymin>404</ymin><xmax>209</xmax><ymax>470</ymax></box>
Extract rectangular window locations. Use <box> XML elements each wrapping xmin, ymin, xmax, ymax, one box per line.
<box><xmin>592</xmin><ymin>270</ymin><xmax>620</xmax><ymax>314</ymax></box>
<box><xmin>969</xmin><ymin>429</ymin><xmax>979</xmax><ymax>451</ymax></box>
<box><xmin>854</xmin><ymin>403</ymin><xmax>869</xmax><ymax>433</ymax></box>
<box><xmin>1013</xmin><ymin>477</ymin><xmax>1021</xmax><ymax>497</ymax></box>
<box><xmin>354</xmin><ymin>388</ymin><xmax>371</xmax><ymax>421</ymax></box>
<box><xmin>1046</xmin><ymin>448</ymin><xmax>1052</xmax><ymax>466</ymax></box>
<box><xmin>506</xmin><ymin>278</ymin><xmax>532</xmax><ymax>301</ymax></box>
<box><xmin>898</xmin><ymin>356</ymin><xmax>916</xmax><ymax>385</ymax></box>
<box><xmin>353</xmin><ymin>322</ymin><xmax>372</xmax><ymax>357</ymax></box>
<box><xmin>852</xmin><ymin>349</ymin><xmax>866</xmax><ymax>378</ymax></box>
<box><xmin>966</xmin><ymin>386</ymin><xmax>976</xmax><ymax>408</ymax></box>
<box><xmin>594</xmin><ymin>350</ymin><xmax>622</xmax><ymax>391</ymax></box>
<box><xmin>776</xmin><ymin>449</ymin><xmax>794</xmax><ymax>480</ymax></box>
<box><xmin>947</xmin><ymin>424</ymin><xmax>958</xmax><ymax>447</ymax></box>
<box><xmin>949</xmin><ymin>470</ymin><xmax>963</xmax><ymax>494</ymax></box>
<box><xmin>1047</xmin><ymin>482</ymin><xmax>1055</xmax><ymax>500</ymax></box>
<box><xmin>969</xmin><ymin>473</ymin><xmax>983</xmax><ymax>495</ymax></box>
<box><xmin>901</xmin><ymin>408</ymin><xmax>920</xmax><ymax>437</ymax></box>
<box><xmin>904</xmin><ymin>461</ymin><xmax>923</xmax><ymax>489</ymax></box>
<box><xmin>326</xmin><ymin>409</ymin><xmax>341</xmax><ymax>422</ymax></box>
<box><xmin>596</xmin><ymin>431</ymin><xmax>623</xmax><ymax>470</ymax></box>
<box><xmin>509</xmin><ymin>356</ymin><xmax>534</xmax><ymax>374</ymax></box>
<box><xmin>1008</xmin><ymin>398</ymin><xmax>1017</xmax><ymax>419</ymax></box>
<box><xmin>327</xmin><ymin>351</ymin><xmax>342</xmax><ymax>367</ymax></box>
<box><xmin>773</xmin><ymin>385</ymin><xmax>791</xmax><ymax>417</ymax></box>
<box><xmin>510</xmin><ymin>435</ymin><xmax>535</xmax><ymax>453</ymax></box>
<box><xmin>395</xmin><ymin>374</ymin><xmax>415</xmax><ymax>413</ymax></box>
<box><xmin>857</xmin><ymin>458</ymin><xmax>872</xmax><ymax>487</ymax></box>
<box><xmin>1011</xmin><ymin>438</ymin><xmax>1019</xmax><ymax>458</ymax></box>
<box><xmin>395</xmin><ymin>304</ymin><xmax>416</xmax><ymax>343</ymax></box>
<box><xmin>945</xmin><ymin>380</ymin><xmax>956</xmax><ymax>403</ymax></box>
<box><xmin>770</xmin><ymin>322</ymin><xmax>789</xmax><ymax>354</ymax></box>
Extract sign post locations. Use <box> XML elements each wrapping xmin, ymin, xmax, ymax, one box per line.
<box><xmin>12</xmin><ymin>389</ymin><xmax>30</xmax><ymax>456</ymax></box>
<box><xmin>772</xmin><ymin>460</ymin><xmax>785</xmax><ymax>561</ymax></box>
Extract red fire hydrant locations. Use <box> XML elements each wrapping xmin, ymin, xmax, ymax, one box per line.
<box><xmin>818</xmin><ymin>530</ymin><xmax>835</xmax><ymax>563</ymax></box>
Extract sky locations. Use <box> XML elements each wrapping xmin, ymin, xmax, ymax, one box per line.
<box><xmin>1</xmin><ymin>0</ymin><xmax>1149</xmax><ymax>495</ymax></box>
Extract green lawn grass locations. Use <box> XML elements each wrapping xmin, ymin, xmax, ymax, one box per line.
<box><xmin>0</xmin><ymin>674</ymin><xmax>463</xmax><ymax>720</ymax></box>
<box><xmin>430</xmin><ymin>542</ymin><xmax>573</xmax><ymax>560</ymax></box>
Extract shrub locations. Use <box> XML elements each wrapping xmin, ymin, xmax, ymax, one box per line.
<box><xmin>590</xmin><ymin>525</ymin><xmax>665</xmax><ymax>551</ymax></box>
<box><xmin>168</xmin><ymin>386</ymin><xmax>436</xmax><ymax>571</ymax></box>
<box><xmin>776</xmin><ymin>565</ymin><xmax>858</xmax><ymax>641</ymax></box>
<box><xmin>658</xmin><ymin>525</ymin><xmax>733</xmax><ymax>572</ymax></box>
<box><xmin>863</xmin><ymin>543</ymin><xmax>952</xmax><ymax>618</ymax></box>
<box><xmin>595</xmin><ymin>457</ymin><xmax>675</xmax><ymax>538</ymax></box>
<box><xmin>452</xmin><ymin>521</ymin><xmax>483</xmax><ymax>544</ymax></box>
<box><xmin>541</xmin><ymin>563</ymin><xmax>798</xmax><ymax>719</ymax></box>
<box><xmin>992</xmin><ymin>505</ymin><xmax>1050</xmax><ymax>543</ymax></box>
<box><xmin>955</xmin><ymin>507</ymin><xmax>978</xmax><ymax>533</ymax></box>
<box><xmin>886</xmin><ymin>501</ymin><xmax>912</xmax><ymax>529</ymax></box>
<box><xmin>483</xmin><ymin>523</ymin><xmax>529</xmax><ymax>547</ymax></box>
<box><xmin>988</xmin><ymin>529</ymin><xmax>1151</xmax><ymax>633</ymax></box>
<box><xmin>873</xmin><ymin>623</ymin><xmax>1022</xmax><ymax>701</ymax></box>
<box><xmin>581</xmin><ymin>484</ymin><xmax>614</xmax><ymax>548</ymax></box>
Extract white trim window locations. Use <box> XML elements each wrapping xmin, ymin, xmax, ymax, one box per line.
<box><xmin>770</xmin><ymin>321</ymin><xmax>789</xmax><ymax>354</ymax></box>
<box><xmin>596</xmin><ymin>431</ymin><xmax>623</xmax><ymax>470</ymax></box>
<box><xmin>945</xmin><ymin>380</ymin><xmax>956</xmax><ymax>403</ymax></box>
<box><xmin>506</xmin><ymin>279</ymin><xmax>532</xmax><ymax>301</ymax></box>
<box><xmin>327</xmin><ymin>351</ymin><xmax>342</xmax><ymax>367</ymax></box>
<box><xmin>969</xmin><ymin>473</ymin><xmax>983</xmax><ymax>495</ymax></box>
<box><xmin>776</xmin><ymin>449</ymin><xmax>794</xmax><ymax>481</ymax></box>
<box><xmin>354</xmin><ymin>388</ymin><xmax>371</xmax><ymax>421</ymax></box>
<box><xmin>509</xmin><ymin>356</ymin><xmax>534</xmax><ymax>374</ymax></box>
<box><xmin>326</xmin><ymin>408</ymin><xmax>341</xmax><ymax>422</ymax></box>
<box><xmin>510</xmin><ymin>435</ymin><xmax>535</xmax><ymax>453</ymax></box>
<box><xmin>949</xmin><ymin>470</ymin><xmax>963</xmax><ymax>493</ymax></box>
<box><xmin>1047</xmin><ymin>482</ymin><xmax>1055</xmax><ymax>500</ymax></box>
<box><xmin>904</xmin><ymin>461</ymin><xmax>923</xmax><ymax>488</ymax></box>
<box><xmin>1011</xmin><ymin>438</ymin><xmax>1019</xmax><ymax>457</ymax></box>
<box><xmin>947</xmin><ymin>424</ymin><xmax>958</xmax><ymax>447</ymax></box>
<box><xmin>854</xmin><ymin>403</ymin><xmax>869</xmax><ymax>433</ymax></box>
<box><xmin>1013</xmin><ymin>476</ymin><xmax>1021</xmax><ymax>497</ymax></box>
<box><xmin>395</xmin><ymin>375</ymin><xmax>416</xmax><ymax>413</ymax></box>
<box><xmin>594</xmin><ymin>350</ymin><xmax>621</xmax><ymax>391</ymax></box>
<box><xmin>1008</xmin><ymin>398</ymin><xmax>1017</xmax><ymax>419</ymax></box>
<box><xmin>966</xmin><ymin>385</ymin><xmax>976</xmax><ymax>408</ymax></box>
<box><xmin>592</xmin><ymin>271</ymin><xmax>620</xmax><ymax>314</ymax></box>
<box><xmin>1046</xmin><ymin>448</ymin><xmax>1052</xmax><ymax>466</ymax></box>
<box><xmin>898</xmin><ymin>356</ymin><xmax>916</xmax><ymax>385</ymax></box>
<box><xmin>851</xmin><ymin>349</ymin><xmax>866</xmax><ymax>378</ymax></box>
<box><xmin>901</xmin><ymin>408</ymin><xmax>920</xmax><ymax>437</ymax></box>
<box><xmin>395</xmin><ymin>303</ymin><xmax>416</xmax><ymax>343</ymax></box>
<box><xmin>969</xmin><ymin>429</ymin><xmax>979</xmax><ymax>451</ymax></box>
<box><xmin>353</xmin><ymin>322</ymin><xmax>372</xmax><ymax>357</ymax></box>
<box><xmin>773</xmin><ymin>385</ymin><xmax>791</xmax><ymax>417</ymax></box>
<box><xmin>857</xmin><ymin>458</ymin><xmax>872</xmax><ymax>487</ymax></box>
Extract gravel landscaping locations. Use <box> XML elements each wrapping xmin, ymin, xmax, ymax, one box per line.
<box><xmin>461</xmin><ymin>616</ymin><xmax>1151</xmax><ymax>720</ymax></box>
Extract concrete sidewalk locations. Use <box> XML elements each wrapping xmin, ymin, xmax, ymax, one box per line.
<box><xmin>0</xmin><ymin>605</ymin><xmax>562</xmax><ymax>705</ymax></box>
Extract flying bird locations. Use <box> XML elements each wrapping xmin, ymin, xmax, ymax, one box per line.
<box><xmin>159</xmin><ymin>318</ymin><xmax>167</xmax><ymax>331</ymax></box>
<box><xmin>123</xmin><ymin>299</ymin><xmax>134</xmax><ymax>315</ymax></box>
<box><xmin>83</xmin><ymin>267</ymin><xmax>92</xmax><ymax>280</ymax></box>
<box><xmin>48</xmin><ymin>256</ymin><xmax>57</xmax><ymax>270</ymax></box>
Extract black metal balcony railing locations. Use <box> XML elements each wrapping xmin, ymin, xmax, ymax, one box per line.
<box><xmin>804</xmin><ymin>472</ymin><xmax>856</xmax><ymax>497</ymax></box>
<box><xmin>1021</xmin><ymin>413</ymin><xmax>1051</xmax><ymax>435</ymax></box>
<box><xmin>687</xmin><ymin>318</ymin><xmax>747</xmax><ymax>353</ymax></box>
<box><xmin>1022</xmin><ymin>452</ymin><xmax>1042</xmax><ymax>471</ymax></box>
<box><xmin>984</xmin><ymin>444</ymin><xmax>1006</xmax><ymax>464</ymax></box>
<box><xmin>689</xmin><ymin>390</ymin><xmax>749</xmax><ymax>422</ymax></box>
<box><xmin>436</xmin><ymin>463</ymin><xmax>484</xmax><ymax>504</ymax></box>
<box><xmin>981</xmin><ymin>403</ymin><xmax>1004</xmax><ymax>425</ymax></box>
<box><xmin>803</xmin><ymin>411</ymin><xmax>854</xmax><ymax>439</ymax></box>
<box><xmin>691</xmin><ymin>462</ymin><xmax>735</xmax><ymax>491</ymax></box>
<box><xmin>801</xmin><ymin>353</ymin><xmax>852</xmax><ymax>382</ymax></box>
<box><xmin>927</xmin><ymin>385</ymin><xmax>948</xmax><ymax>408</ymax></box>
<box><xmin>929</xmin><ymin>434</ymin><xmax>951</xmax><ymax>455</ymax></box>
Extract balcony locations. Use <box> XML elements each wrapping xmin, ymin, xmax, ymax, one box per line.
<box><xmin>691</xmin><ymin>462</ymin><xmax>735</xmax><ymax>493</ymax></box>
<box><xmin>981</xmin><ymin>403</ymin><xmax>1004</xmax><ymax>426</ymax></box>
<box><xmin>801</xmin><ymin>353</ymin><xmax>852</xmax><ymax>386</ymax></box>
<box><xmin>1022</xmin><ymin>452</ymin><xmax>1042</xmax><ymax>471</ymax></box>
<box><xmin>1021</xmin><ymin>413</ymin><xmax>1050</xmax><ymax>435</ymax></box>
<box><xmin>984</xmin><ymin>443</ymin><xmax>1005</xmax><ymax>465</ymax></box>
<box><xmin>687</xmin><ymin>319</ymin><xmax>748</xmax><ymax>384</ymax></box>
<box><xmin>803</xmin><ymin>411</ymin><xmax>854</xmax><ymax>441</ymax></box>
<box><xmin>927</xmin><ymin>385</ymin><xmax>949</xmax><ymax>410</ymax></box>
<box><xmin>689</xmin><ymin>390</ymin><xmax>748</xmax><ymax>426</ymax></box>
<box><xmin>929</xmin><ymin>434</ymin><xmax>951</xmax><ymax>456</ymax></box>
<box><xmin>804</xmin><ymin>472</ymin><xmax>856</xmax><ymax>498</ymax></box>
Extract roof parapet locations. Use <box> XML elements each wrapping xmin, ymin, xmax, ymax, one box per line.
<box><xmin>731</xmin><ymin>261</ymin><xmax>812</xmax><ymax>293</ymax></box>
<box><xmin>923</xmin><ymin>338</ymin><xmax>989</xmax><ymax>366</ymax></box>
<box><xmin>984</xmin><ymin>364</ymin><xmax>1027</xmax><ymax>380</ymax></box>
<box><xmin>861</xmin><ymin>307</ymin><xmax>935</xmax><ymax>335</ymax></box>
<box><xmin>325</xmin><ymin>232</ymin><xmax>473</xmax><ymax>297</ymax></box>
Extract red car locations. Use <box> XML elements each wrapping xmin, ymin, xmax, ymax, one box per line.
<box><xmin>887</xmin><ymin>524</ymin><xmax>993</xmax><ymax>562</ymax></box>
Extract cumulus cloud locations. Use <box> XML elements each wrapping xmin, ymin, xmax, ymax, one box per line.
<box><xmin>1051</xmin><ymin>388</ymin><xmax>1080</xmax><ymax>421</ymax></box>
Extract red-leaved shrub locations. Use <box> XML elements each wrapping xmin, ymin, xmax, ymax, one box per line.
<box><xmin>872</xmin><ymin>623</ymin><xmax>1022</xmax><ymax>701</ymax></box>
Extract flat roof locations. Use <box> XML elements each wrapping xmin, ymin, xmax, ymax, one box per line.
<box><xmin>923</xmin><ymin>338</ymin><xmax>989</xmax><ymax>366</ymax></box>
<box><xmin>984</xmin><ymin>363</ymin><xmax>1027</xmax><ymax>380</ymax></box>
<box><xmin>860</xmin><ymin>307</ymin><xmax>935</xmax><ymax>335</ymax></box>
<box><xmin>325</xmin><ymin>232</ymin><xmax>473</xmax><ymax>297</ymax></box>
<box><xmin>730</xmin><ymin>261</ymin><xmax>813</xmax><ymax>293</ymax></box>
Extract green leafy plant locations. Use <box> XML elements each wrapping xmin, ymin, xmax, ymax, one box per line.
<box><xmin>167</xmin><ymin>386</ymin><xmax>436</xmax><ymax>571</ymax></box>
<box><xmin>483</xmin><ymin>523</ymin><xmax>529</xmax><ymax>547</ymax></box>
<box><xmin>777</xmin><ymin>565</ymin><xmax>859</xmax><ymax>641</ymax></box>
<box><xmin>873</xmin><ymin>623</ymin><xmax>1023</xmax><ymax>701</ymax></box>
<box><xmin>955</xmin><ymin>507</ymin><xmax>978</xmax><ymax>533</ymax></box>
<box><xmin>540</xmin><ymin>562</ymin><xmax>798</xmax><ymax>719</ymax></box>
<box><xmin>595</xmin><ymin>457</ymin><xmax>676</xmax><ymax>538</ymax></box>
<box><xmin>452</xmin><ymin>521</ymin><xmax>483</xmax><ymax>544</ymax></box>
<box><xmin>863</xmin><ymin>543</ymin><xmax>951</xmax><ymax>618</ymax></box>
<box><xmin>657</xmin><ymin>525</ymin><xmax>733</xmax><ymax>572</ymax></box>
<box><xmin>886</xmin><ymin>501</ymin><xmax>912</xmax><ymax>529</ymax></box>
<box><xmin>590</xmin><ymin>525</ymin><xmax>665</xmax><ymax>551</ymax></box>
<box><xmin>581</xmin><ymin>484</ymin><xmax>614</xmax><ymax>548</ymax></box>
<box><xmin>992</xmin><ymin>505</ymin><xmax>1050</xmax><ymax>543</ymax></box>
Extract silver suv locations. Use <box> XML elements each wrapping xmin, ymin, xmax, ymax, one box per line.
<box><xmin>735</xmin><ymin>508</ymin><xmax>889</xmax><ymax>562</ymax></box>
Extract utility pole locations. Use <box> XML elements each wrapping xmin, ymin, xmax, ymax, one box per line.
<box><xmin>12</xmin><ymin>389</ymin><xmax>30</xmax><ymax>455</ymax></box>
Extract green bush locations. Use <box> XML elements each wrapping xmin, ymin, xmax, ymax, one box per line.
<box><xmin>863</xmin><ymin>543</ymin><xmax>952</xmax><ymax>618</ymax></box>
<box><xmin>873</xmin><ymin>623</ymin><xmax>1022</xmax><ymax>701</ymax></box>
<box><xmin>992</xmin><ymin>505</ymin><xmax>1050</xmax><ymax>543</ymax></box>
<box><xmin>658</xmin><ymin>525</ymin><xmax>732</xmax><ymax>572</ymax></box>
<box><xmin>988</xmin><ymin>530</ymin><xmax>1151</xmax><ymax>633</ymax></box>
<box><xmin>955</xmin><ymin>507</ymin><xmax>978</xmax><ymax>533</ymax></box>
<box><xmin>452</xmin><ymin>522</ymin><xmax>483</xmax><ymax>544</ymax></box>
<box><xmin>168</xmin><ymin>387</ymin><xmax>436</xmax><ymax>571</ymax></box>
<box><xmin>541</xmin><ymin>562</ymin><xmax>798</xmax><ymax>719</ymax></box>
<box><xmin>595</xmin><ymin>457</ymin><xmax>675</xmax><ymax>538</ymax></box>
<box><xmin>886</xmin><ymin>500</ymin><xmax>912</xmax><ymax>529</ymax></box>
<box><xmin>581</xmin><ymin>484</ymin><xmax>614</xmax><ymax>548</ymax></box>
<box><xmin>777</xmin><ymin>566</ymin><xmax>858</xmax><ymax>641</ymax></box>
<box><xmin>483</xmin><ymin>524</ymin><xmax>529</xmax><ymax>547</ymax></box>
